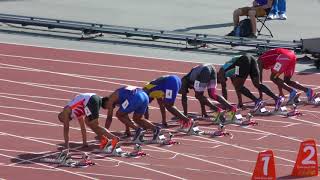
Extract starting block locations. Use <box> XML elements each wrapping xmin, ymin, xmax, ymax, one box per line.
<box><xmin>40</xmin><ymin>151</ymin><xmax>95</xmax><ymax>168</ymax></box>
<box><xmin>237</xmin><ymin>113</ymin><xmax>258</xmax><ymax>126</ymax></box>
<box><xmin>183</xmin><ymin>124</ymin><xmax>232</xmax><ymax>138</ymax></box>
<box><xmin>252</xmin><ymin>107</ymin><xmax>272</xmax><ymax>116</ymax></box>
<box><xmin>253</xmin><ymin>105</ymin><xmax>297</xmax><ymax>117</ymax></box>
<box><xmin>100</xmin><ymin>143</ymin><xmax>147</xmax><ymax>158</ymax></box>
<box><xmin>132</xmin><ymin>130</ymin><xmax>179</xmax><ymax>145</ymax></box>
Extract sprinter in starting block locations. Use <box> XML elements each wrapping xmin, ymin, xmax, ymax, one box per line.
<box><xmin>258</xmin><ymin>48</ymin><xmax>316</xmax><ymax>108</ymax></box>
<box><xmin>218</xmin><ymin>54</ymin><xmax>284</xmax><ymax>113</ymax></box>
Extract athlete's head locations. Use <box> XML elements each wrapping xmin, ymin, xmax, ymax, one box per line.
<box><xmin>101</xmin><ymin>96</ymin><xmax>109</xmax><ymax>109</ymax></box>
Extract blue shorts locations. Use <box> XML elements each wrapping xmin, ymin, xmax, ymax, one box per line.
<box><xmin>118</xmin><ymin>87</ymin><xmax>149</xmax><ymax>115</ymax></box>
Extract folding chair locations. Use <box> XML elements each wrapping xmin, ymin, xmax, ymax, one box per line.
<box><xmin>256</xmin><ymin>0</ymin><xmax>276</xmax><ymax>37</ymax></box>
<box><xmin>256</xmin><ymin>10</ymin><xmax>273</xmax><ymax>37</ymax></box>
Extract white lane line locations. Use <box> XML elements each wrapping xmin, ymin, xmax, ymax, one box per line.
<box><xmin>0</xmin><ymin>112</ymin><xmax>58</xmax><ymax>126</ymax></box>
<box><xmin>0</xmin><ymin>105</ymin><xmax>59</xmax><ymax>113</ymax></box>
<box><xmin>254</xmin><ymin>135</ymin><xmax>270</xmax><ymax>140</ymax></box>
<box><xmin>245</xmin><ymin>127</ymin><xmax>320</xmax><ymax>148</ymax></box>
<box><xmin>0</xmin><ymin>53</ymin><xmax>186</xmax><ymax>74</ymax></box>
<box><xmin>0</xmin><ymin>81</ymin><xmax>159</xmax><ymax>110</ymax></box>
<box><xmin>0</xmin><ymin>92</ymin><xmax>69</xmax><ymax>101</ymax></box>
<box><xmin>0</xmin><ymin>163</ymin><xmax>150</xmax><ymax>180</ymax></box>
<box><xmin>194</xmin><ymin>136</ymin><xmax>295</xmax><ymax>163</ymax></box>
<box><xmin>0</xmin><ymin>41</ymin><xmax>320</xmax><ymax>76</ymax></box>
<box><xmin>0</xmin><ymin>119</ymin><xmax>57</xmax><ymax>127</ymax></box>
<box><xmin>0</xmin><ymin>94</ymin><xmax>63</xmax><ymax>108</ymax></box>
<box><xmin>148</xmin><ymin>145</ymin><xmax>252</xmax><ymax>176</ymax></box>
<box><xmin>0</xmin><ymin>65</ymin><xmax>148</xmax><ymax>84</ymax></box>
<box><xmin>283</xmin><ymin>123</ymin><xmax>300</xmax><ymax>127</ymax></box>
<box><xmin>288</xmin><ymin>116</ymin><xmax>320</xmax><ymax>126</ymax></box>
<box><xmin>1</xmin><ymin>61</ymin><xmax>319</xmax><ymax>97</ymax></box>
<box><xmin>0</xmin><ymin>148</ymin><xmax>51</xmax><ymax>155</ymax></box>
<box><xmin>1</xmin><ymin>131</ymin><xmax>187</xmax><ymax>180</ymax></box>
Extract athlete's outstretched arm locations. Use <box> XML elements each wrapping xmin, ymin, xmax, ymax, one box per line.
<box><xmin>105</xmin><ymin>92</ymin><xmax>118</xmax><ymax>129</ymax></box>
<box><xmin>207</xmin><ymin>86</ymin><xmax>233</xmax><ymax>110</ymax></box>
<box><xmin>218</xmin><ymin>68</ymin><xmax>228</xmax><ymax>99</ymax></box>
<box><xmin>180</xmin><ymin>90</ymin><xmax>188</xmax><ymax>116</ymax></box>
<box><xmin>162</xmin><ymin>100</ymin><xmax>189</xmax><ymax>122</ymax></box>
<box><xmin>157</xmin><ymin>98</ymin><xmax>167</xmax><ymax>124</ymax></box>
<box><xmin>231</xmin><ymin>78</ymin><xmax>244</xmax><ymax>107</ymax></box>
<box><xmin>58</xmin><ymin>108</ymin><xmax>72</xmax><ymax>150</ymax></box>
<box><xmin>78</xmin><ymin>117</ymin><xmax>88</xmax><ymax>147</ymax></box>
<box><xmin>63</xmin><ymin>121</ymin><xmax>70</xmax><ymax>149</ymax></box>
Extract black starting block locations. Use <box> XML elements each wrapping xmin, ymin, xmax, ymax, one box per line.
<box><xmin>180</xmin><ymin>124</ymin><xmax>233</xmax><ymax>138</ymax></box>
<box><xmin>40</xmin><ymin>150</ymin><xmax>95</xmax><ymax>168</ymax></box>
<box><xmin>99</xmin><ymin>143</ymin><xmax>147</xmax><ymax>158</ymax></box>
<box><xmin>252</xmin><ymin>105</ymin><xmax>302</xmax><ymax>117</ymax></box>
<box><xmin>132</xmin><ymin>130</ymin><xmax>179</xmax><ymax>146</ymax></box>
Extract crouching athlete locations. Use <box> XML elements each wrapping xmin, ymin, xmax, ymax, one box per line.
<box><xmin>218</xmin><ymin>54</ymin><xmax>283</xmax><ymax>111</ymax></box>
<box><xmin>104</xmin><ymin>86</ymin><xmax>160</xmax><ymax>141</ymax></box>
<box><xmin>143</xmin><ymin>75</ymin><xmax>193</xmax><ymax>129</ymax></box>
<box><xmin>258</xmin><ymin>48</ymin><xmax>315</xmax><ymax>103</ymax></box>
<box><xmin>180</xmin><ymin>64</ymin><xmax>237</xmax><ymax>119</ymax></box>
<box><xmin>58</xmin><ymin>93</ymin><xmax>119</xmax><ymax>151</ymax></box>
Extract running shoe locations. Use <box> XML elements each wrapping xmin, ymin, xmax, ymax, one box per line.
<box><xmin>111</xmin><ymin>137</ymin><xmax>119</xmax><ymax>152</ymax></box>
<box><xmin>212</xmin><ymin>107</ymin><xmax>223</xmax><ymax>122</ymax></box>
<box><xmin>253</xmin><ymin>99</ymin><xmax>265</xmax><ymax>113</ymax></box>
<box><xmin>152</xmin><ymin>126</ymin><xmax>161</xmax><ymax>141</ymax></box>
<box><xmin>179</xmin><ymin>118</ymin><xmax>194</xmax><ymax>131</ymax></box>
<box><xmin>306</xmin><ymin>88</ymin><xmax>314</xmax><ymax>102</ymax></box>
<box><xmin>132</xmin><ymin>127</ymin><xmax>144</xmax><ymax>142</ymax></box>
<box><xmin>186</xmin><ymin>119</ymin><xmax>195</xmax><ymax>133</ymax></box>
<box><xmin>225</xmin><ymin>106</ymin><xmax>237</xmax><ymax>121</ymax></box>
<box><xmin>275</xmin><ymin>96</ymin><xmax>284</xmax><ymax>111</ymax></box>
<box><xmin>99</xmin><ymin>135</ymin><xmax>108</xmax><ymax>150</ymax></box>
<box><xmin>287</xmin><ymin>89</ymin><xmax>298</xmax><ymax>104</ymax></box>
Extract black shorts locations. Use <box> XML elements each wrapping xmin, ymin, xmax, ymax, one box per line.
<box><xmin>225</xmin><ymin>55</ymin><xmax>259</xmax><ymax>79</ymax></box>
<box><xmin>86</xmin><ymin>95</ymin><xmax>102</xmax><ymax>121</ymax></box>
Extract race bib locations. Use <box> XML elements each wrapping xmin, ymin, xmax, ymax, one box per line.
<box><xmin>273</xmin><ymin>62</ymin><xmax>282</xmax><ymax>72</ymax></box>
<box><xmin>121</xmin><ymin>99</ymin><xmax>129</xmax><ymax>109</ymax></box>
<box><xmin>194</xmin><ymin>80</ymin><xmax>200</xmax><ymax>89</ymax></box>
<box><xmin>235</xmin><ymin>66</ymin><xmax>240</xmax><ymax>75</ymax></box>
<box><xmin>165</xmin><ymin>89</ymin><xmax>173</xmax><ymax>99</ymax></box>
<box><xmin>84</xmin><ymin>107</ymin><xmax>92</xmax><ymax>116</ymax></box>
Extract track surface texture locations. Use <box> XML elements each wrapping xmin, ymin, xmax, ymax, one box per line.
<box><xmin>0</xmin><ymin>43</ymin><xmax>319</xmax><ymax>180</ymax></box>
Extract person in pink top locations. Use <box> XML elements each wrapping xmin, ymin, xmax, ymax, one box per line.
<box><xmin>258</xmin><ymin>48</ymin><xmax>314</xmax><ymax>103</ymax></box>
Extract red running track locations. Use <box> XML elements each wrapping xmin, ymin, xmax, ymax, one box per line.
<box><xmin>0</xmin><ymin>43</ymin><xmax>319</xmax><ymax>180</ymax></box>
